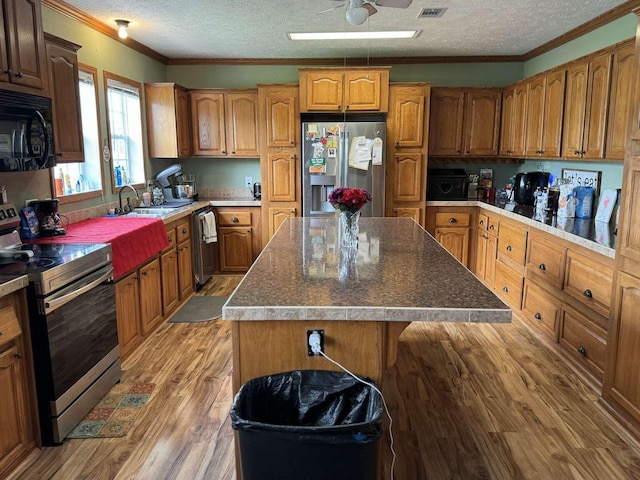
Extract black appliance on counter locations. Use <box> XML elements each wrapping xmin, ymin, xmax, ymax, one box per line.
<box><xmin>253</xmin><ymin>182</ymin><xmax>261</xmax><ymax>200</ymax></box>
<box><xmin>0</xmin><ymin>208</ymin><xmax>120</xmax><ymax>445</ymax></box>
<box><xmin>427</xmin><ymin>169</ymin><xmax>469</xmax><ymax>201</ymax></box>
<box><xmin>513</xmin><ymin>171</ymin><xmax>550</xmax><ymax>205</ymax></box>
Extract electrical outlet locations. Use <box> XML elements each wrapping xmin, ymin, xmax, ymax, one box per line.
<box><xmin>244</xmin><ymin>176</ymin><xmax>253</xmax><ymax>188</ymax></box>
<box><xmin>307</xmin><ymin>329</ymin><xmax>324</xmax><ymax>356</ymax></box>
<box><xmin>537</xmin><ymin>162</ymin><xmax>544</xmax><ymax>172</ymax></box>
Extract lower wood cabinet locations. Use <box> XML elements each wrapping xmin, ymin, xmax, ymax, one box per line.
<box><xmin>521</xmin><ymin>279</ymin><xmax>561</xmax><ymax>341</ymax></box>
<box><xmin>214</xmin><ymin>207</ymin><xmax>262</xmax><ymax>273</ymax></box>
<box><xmin>139</xmin><ymin>258</ymin><xmax>163</xmax><ymax>335</ymax></box>
<box><xmin>495</xmin><ymin>260</ymin><xmax>524</xmax><ymax>310</ymax></box>
<box><xmin>430</xmin><ymin>210</ymin><xmax>472</xmax><ymax>267</ymax></box>
<box><xmin>560</xmin><ymin>304</ymin><xmax>607</xmax><ymax>381</ymax></box>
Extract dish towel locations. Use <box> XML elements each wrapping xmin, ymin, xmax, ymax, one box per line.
<box><xmin>203</xmin><ymin>211</ymin><xmax>217</xmax><ymax>243</ymax></box>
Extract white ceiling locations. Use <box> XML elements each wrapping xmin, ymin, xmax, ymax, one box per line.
<box><xmin>59</xmin><ymin>0</ymin><xmax>630</xmax><ymax>60</ymax></box>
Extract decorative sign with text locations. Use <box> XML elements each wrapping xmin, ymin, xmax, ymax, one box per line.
<box><xmin>561</xmin><ymin>168</ymin><xmax>602</xmax><ymax>197</ymax></box>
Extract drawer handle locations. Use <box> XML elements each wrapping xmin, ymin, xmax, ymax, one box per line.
<box><xmin>534</xmin><ymin>313</ymin><xmax>542</xmax><ymax>320</ymax></box>
<box><xmin>583</xmin><ymin>289</ymin><xmax>593</xmax><ymax>298</ymax></box>
<box><xmin>539</xmin><ymin>264</ymin><xmax>546</xmax><ymax>271</ymax></box>
<box><xmin>182</xmin><ymin>228</ymin><xmax>188</xmax><ymax>234</ymax></box>
<box><xmin>14</xmin><ymin>352</ymin><xmax>22</xmax><ymax>359</ymax></box>
<box><xmin>506</xmin><ymin>245</ymin><xmax>512</xmax><ymax>252</ymax></box>
<box><xmin>577</xmin><ymin>346</ymin><xmax>587</xmax><ymax>357</ymax></box>
<box><xmin>231</xmin><ymin>216</ymin><xmax>239</xmax><ymax>223</ymax></box>
<box><xmin>479</xmin><ymin>220</ymin><xmax>484</xmax><ymax>226</ymax></box>
<box><xmin>503</xmin><ymin>286</ymin><xmax>509</xmax><ymax>293</ymax></box>
<box><xmin>448</xmin><ymin>218</ymin><xmax>457</xmax><ymax>224</ymax></box>
<box><xmin>489</xmin><ymin>225</ymin><xmax>495</xmax><ymax>230</ymax></box>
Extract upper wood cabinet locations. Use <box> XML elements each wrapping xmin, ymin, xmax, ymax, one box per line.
<box><xmin>390</xmin><ymin>85</ymin><xmax>426</xmax><ymax>148</ymax></box>
<box><xmin>45</xmin><ymin>34</ymin><xmax>84</xmax><ymax>163</ymax></box>
<box><xmin>562</xmin><ymin>53</ymin><xmax>612</xmax><ymax>159</ymax></box>
<box><xmin>524</xmin><ymin>69</ymin><xmax>566</xmax><ymax>158</ymax></box>
<box><xmin>499</xmin><ymin>82</ymin><xmax>528</xmax><ymax>156</ymax></box>
<box><xmin>264</xmin><ymin>89</ymin><xmax>297</xmax><ymax>148</ymax></box>
<box><xmin>190</xmin><ymin>89</ymin><xmax>259</xmax><ymax>157</ymax></box>
<box><xmin>145</xmin><ymin>83</ymin><xmax>192</xmax><ymax>158</ymax></box>
<box><xmin>0</xmin><ymin>0</ymin><xmax>48</xmax><ymax>94</ymax></box>
<box><xmin>299</xmin><ymin>67</ymin><xmax>390</xmax><ymax>112</ymax></box>
<box><xmin>429</xmin><ymin>88</ymin><xmax>502</xmax><ymax>156</ymax></box>
<box><xmin>606</xmin><ymin>43</ymin><xmax>635</xmax><ymax>160</ymax></box>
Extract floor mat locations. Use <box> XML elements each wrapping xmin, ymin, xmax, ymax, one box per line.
<box><xmin>168</xmin><ymin>296</ymin><xmax>228</xmax><ymax>323</ymax></box>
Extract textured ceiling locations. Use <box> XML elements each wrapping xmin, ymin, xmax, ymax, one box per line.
<box><xmin>59</xmin><ymin>0</ymin><xmax>629</xmax><ymax>60</ymax></box>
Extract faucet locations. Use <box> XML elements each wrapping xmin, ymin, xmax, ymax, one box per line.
<box><xmin>118</xmin><ymin>184</ymin><xmax>139</xmax><ymax>214</ymax></box>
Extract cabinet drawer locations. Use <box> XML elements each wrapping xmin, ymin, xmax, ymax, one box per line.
<box><xmin>218</xmin><ymin>211</ymin><xmax>252</xmax><ymax>226</ymax></box>
<box><xmin>498</xmin><ymin>222</ymin><xmax>527</xmax><ymax>265</ymax></box>
<box><xmin>526</xmin><ymin>234</ymin><xmax>567</xmax><ymax>290</ymax></box>
<box><xmin>560</xmin><ymin>306</ymin><xmax>607</xmax><ymax>380</ymax></box>
<box><xmin>163</xmin><ymin>228</ymin><xmax>177</xmax><ymax>253</ymax></box>
<box><xmin>435</xmin><ymin>212</ymin><xmax>470</xmax><ymax>228</ymax></box>
<box><xmin>521</xmin><ymin>280</ymin><xmax>561</xmax><ymax>341</ymax></box>
<box><xmin>487</xmin><ymin>217</ymin><xmax>499</xmax><ymax>235</ymax></box>
<box><xmin>478</xmin><ymin>213</ymin><xmax>488</xmax><ymax>230</ymax></box>
<box><xmin>0</xmin><ymin>303</ymin><xmax>22</xmax><ymax>344</ymax></box>
<box><xmin>175</xmin><ymin>220</ymin><xmax>191</xmax><ymax>243</ymax></box>
<box><xmin>564</xmin><ymin>250</ymin><xmax>613</xmax><ymax>318</ymax></box>
<box><xmin>495</xmin><ymin>261</ymin><xmax>524</xmax><ymax>310</ymax></box>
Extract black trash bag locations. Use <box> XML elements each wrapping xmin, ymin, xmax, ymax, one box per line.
<box><xmin>230</xmin><ymin>370</ymin><xmax>383</xmax><ymax>480</ymax></box>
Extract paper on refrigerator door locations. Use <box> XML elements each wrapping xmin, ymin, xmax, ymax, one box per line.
<box><xmin>371</xmin><ymin>137</ymin><xmax>383</xmax><ymax>165</ymax></box>
<box><xmin>348</xmin><ymin>136</ymin><xmax>373</xmax><ymax>170</ymax></box>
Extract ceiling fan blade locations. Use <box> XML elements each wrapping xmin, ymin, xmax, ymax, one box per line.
<box><xmin>318</xmin><ymin>3</ymin><xmax>346</xmax><ymax>13</ymax></box>
<box><xmin>364</xmin><ymin>3</ymin><xmax>377</xmax><ymax>15</ymax></box>
<box><xmin>375</xmin><ymin>0</ymin><xmax>412</xmax><ymax>7</ymax></box>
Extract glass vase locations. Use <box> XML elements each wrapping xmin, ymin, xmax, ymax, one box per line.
<box><xmin>339</xmin><ymin>210</ymin><xmax>360</xmax><ymax>249</ymax></box>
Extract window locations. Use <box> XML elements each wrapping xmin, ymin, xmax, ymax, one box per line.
<box><xmin>104</xmin><ymin>72</ymin><xmax>145</xmax><ymax>190</ymax></box>
<box><xmin>53</xmin><ymin>65</ymin><xmax>103</xmax><ymax>201</ymax></box>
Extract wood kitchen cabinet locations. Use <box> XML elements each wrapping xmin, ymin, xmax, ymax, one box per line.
<box><xmin>432</xmin><ymin>211</ymin><xmax>471</xmax><ymax>267</ymax></box>
<box><xmin>45</xmin><ymin>34</ymin><xmax>84</xmax><ymax>163</ymax></box>
<box><xmin>562</xmin><ymin>53</ymin><xmax>612</xmax><ymax>159</ymax></box>
<box><xmin>139</xmin><ymin>258</ymin><xmax>163</xmax><ymax>335</ymax></box>
<box><xmin>386</xmin><ymin>83</ymin><xmax>430</xmax><ymax>226</ymax></box>
<box><xmin>429</xmin><ymin>88</ymin><xmax>502</xmax><ymax>157</ymax></box>
<box><xmin>145</xmin><ymin>83</ymin><xmax>192</xmax><ymax>158</ymax></box>
<box><xmin>268</xmin><ymin>207</ymin><xmax>296</xmax><ymax>238</ymax></box>
<box><xmin>160</xmin><ymin>234</ymin><xmax>179</xmax><ymax>317</ymax></box>
<box><xmin>213</xmin><ymin>207</ymin><xmax>262</xmax><ymax>273</ymax></box>
<box><xmin>606</xmin><ymin>42</ymin><xmax>635</xmax><ymax>160</ymax></box>
<box><xmin>0</xmin><ymin>289</ymin><xmax>37</xmax><ymax>479</ymax></box>
<box><xmin>475</xmin><ymin>212</ymin><xmax>498</xmax><ymax>289</ymax></box>
<box><xmin>174</xmin><ymin>218</ymin><xmax>194</xmax><ymax>300</ymax></box>
<box><xmin>299</xmin><ymin>67</ymin><xmax>390</xmax><ymax>112</ymax></box>
<box><xmin>524</xmin><ymin>69</ymin><xmax>566</xmax><ymax>158</ymax></box>
<box><xmin>499</xmin><ymin>81</ymin><xmax>528</xmax><ymax>157</ymax></box>
<box><xmin>0</xmin><ymin>0</ymin><xmax>48</xmax><ymax>94</ymax></box>
<box><xmin>190</xmin><ymin>89</ymin><xmax>259</xmax><ymax>157</ymax></box>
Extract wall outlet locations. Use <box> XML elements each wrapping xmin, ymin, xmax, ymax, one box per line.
<box><xmin>307</xmin><ymin>329</ymin><xmax>324</xmax><ymax>356</ymax></box>
<box><xmin>244</xmin><ymin>176</ymin><xmax>253</xmax><ymax>188</ymax></box>
<box><xmin>537</xmin><ymin>162</ymin><xmax>544</xmax><ymax>172</ymax></box>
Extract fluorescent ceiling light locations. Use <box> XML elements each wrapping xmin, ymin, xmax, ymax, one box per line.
<box><xmin>289</xmin><ymin>31</ymin><xmax>419</xmax><ymax>41</ymax></box>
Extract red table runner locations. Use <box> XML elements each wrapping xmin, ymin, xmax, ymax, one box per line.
<box><xmin>30</xmin><ymin>217</ymin><xmax>170</xmax><ymax>279</ymax></box>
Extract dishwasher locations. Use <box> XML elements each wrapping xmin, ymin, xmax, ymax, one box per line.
<box><xmin>192</xmin><ymin>205</ymin><xmax>216</xmax><ymax>286</ymax></box>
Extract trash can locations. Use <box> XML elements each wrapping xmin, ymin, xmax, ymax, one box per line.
<box><xmin>230</xmin><ymin>369</ymin><xmax>383</xmax><ymax>480</ymax></box>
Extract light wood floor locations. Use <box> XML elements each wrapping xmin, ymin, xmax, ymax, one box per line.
<box><xmin>9</xmin><ymin>275</ymin><xmax>640</xmax><ymax>479</ymax></box>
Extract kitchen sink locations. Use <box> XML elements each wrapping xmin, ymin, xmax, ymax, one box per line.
<box><xmin>125</xmin><ymin>212</ymin><xmax>165</xmax><ymax>218</ymax></box>
<box><xmin>133</xmin><ymin>207</ymin><xmax>181</xmax><ymax>215</ymax></box>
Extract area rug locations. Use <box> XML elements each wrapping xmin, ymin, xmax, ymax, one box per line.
<box><xmin>168</xmin><ymin>296</ymin><xmax>228</xmax><ymax>323</ymax></box>
<box><xmin>66</xmin><ymin>382</ymin><xmax>156</xmax><ymax>439</ymax></box>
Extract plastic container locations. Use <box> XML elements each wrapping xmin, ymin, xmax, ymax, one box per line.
<box><xmin>574</xmin><ymin>186</ymin><xmax>594</xmax><ymax>218</ymax></box>
<box><xmin>230</xmin><ymin>370</ymin><xmax>383</xmax><ymax>480</ymax></box>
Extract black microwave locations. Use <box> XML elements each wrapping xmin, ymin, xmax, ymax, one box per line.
<box><xmin>0</xmin><ymin>90</ymin><xmax>55</xmax><ymax>172</ymax></box>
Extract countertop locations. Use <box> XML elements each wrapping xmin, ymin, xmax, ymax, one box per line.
<box><xmin>427</xmin><ymin>199</ymin><xmax>616</xmax><ymax>259</ymax></box>
<box><xmin>223</xmin><ymin>217</ymin><xmax>511</xmax><ymax>323</ymax></box>
<box><xmin>0</xmin><ymin>274</ymin><xmax>28</xmax><ymax>298</ymax></box>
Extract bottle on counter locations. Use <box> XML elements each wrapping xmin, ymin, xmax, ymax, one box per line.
<box><xmin>0</xmin><ymin>185</ymin><xmax>7</xmax><ymax>204</ymax></box>
<box><xmin>115</xmin><ymin>166</ymin><xmax>122</xmax><ymax>186</ymax></box>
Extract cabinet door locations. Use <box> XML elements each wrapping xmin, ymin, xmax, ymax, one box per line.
<box><xmin>175</xmin><ymin>88</ymin><xmax>192</xmax><ymax>157</ymax></box>
<box><xmin>476</xmin><ymin>229</ymin><xmax>488</xmax><ymax>280</ymax></box>
<box><xmin>344</xmin><ymin>71</ymin><xmax>383</xmax><ymax>111</ymax></box>
<box><xmin>265</xmin><ymin>93</ymin><xmax>297</xmax><ymax>148</ymax></box>
<box><xmin>435</xmin><ymin>227</ymin><xmax>470</xmax><ymax>266</ymax></box>
<box><xmin>267</xmin><ymin>152</ymin><xmax>297</xmax><ymax>201</ymax></box>
<box><xmin>618</xmin><ymin>156</ymin><xmax>640</xmax><ymax>264</ymax></box>
<box><xmin>563</xmin><ymin>63</ymin><xmax>589</xmax><ymax>158</ymax></box>
<box><xmin>0</xmin><ymin>2</ymin><xmax>9</xmax><ymax>84</ymax></box>
<box><xmin>139</xmin><ymin>258</ymin><xmax>163</xmax><ymax>335</ymax></box>
<box><xmin>392</xmin><ymin>153</ymin><xmax>422</xmax><ymax>202</ymax></box>
<box><xmin>499</xmin><ymin>86</ymin><xmax>515</xmax><ymax>155</ymax></box>
<box><xmin>511</xmin><ymin>83</ymin><xmax>528</xmax><ymax>156</ymax></box>
<box><xmin>177</xmin><ymin>240</ymin><xmax>194</xmax><ymax>300</ymax></box>
<box><xmin>225</xmin><ymin>92</ymin><xmax>259</xmax><ymax>156</ymax></box>
<box><xmin>464</xmin><ymin>90</ymin><xmax>501</xmax><ymax>156</ymax></box>
<box><xmin>485</xmin><ymin>234</ymin><xmax>498</xmax><ymax>289</ymax></box>
<box><xmin>161</xmin><ymin>248</ymin><xmax>179</xmax><ymax>316</ymax></box>
<box><xmin>303</xmin><ymin>71</ymin><xmax>343</xmax><ymax>111</ymax></box>
<box><xmin>582</xmin><ymin>53</ymin><xmax>612</xmax><ymax>159</ymax></box>
<box><xmin>606</xmin><ymin>44</ymin><xmax>635</xmax><ymax>160</ymax></box>
<box><xmin>191</xmin><ymin>92</ymin><xmax>226</xmax><ymax>156</ymax></box>
<box><xmin>390</xmin><ymin>88</ymin><xmax>425</xmax><ymax>148</ymax></box>
<box><xmin>429</xmin><ymin>89</ymin><xmax>465</xmax><ymax>156</ymax></box>
<box><xmin>115</xmin><ymin>271</ymin><xmax>141</xmax><ymax>359</ymax></box>
<box><xmin>522</xmin><ymin>279</ymin><xmax>561</xmax><ymax>341</ymax></box>
<box><xmin>219</xmin><ymin>227</ymin><xmax>253</xmax><ymax>272</ymax></box>
<box><xmin>269</xmin><ymin>207</ymin><xmax>296</xmax><ymax>238</ymax></box>
<box><xmin>3</xmin><ymin>0</ymin><xmax>48</xmax><ymax>90</ymax></box>
<box><xmin>541</xmin><ymin>70</ymin><xmax>566</xmax><ymax>158</ymax></box>
<box><xmin>525</xmin><ymin>77</ymin><xmax>545</xmax><ymax>157</ymax></box>
<box><xmin>46</xmin><ymin>37</ymin><xmax>84</xmax><ymax>162</ymax></box>
<box><xmin>393</xmin><ymin>207</ymin><xmax>421</xmax><ymax>223</ymax></box>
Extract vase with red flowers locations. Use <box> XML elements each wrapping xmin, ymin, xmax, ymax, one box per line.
<box><xmin>328</xmin><ymin>187</ymin><xmax>372</xmax><ymax>249</ymax></box>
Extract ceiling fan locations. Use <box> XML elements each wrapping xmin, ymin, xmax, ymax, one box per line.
<box><xmin>324</xmin><ymin>0</ymin><xmax>413</xmax><ymax>26</ymax></box>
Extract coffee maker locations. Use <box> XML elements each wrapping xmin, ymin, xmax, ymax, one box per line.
<box><xmin>29</xmin><ymin>199</ymin><xmax>66</xmax><ymax>236</ymax></box>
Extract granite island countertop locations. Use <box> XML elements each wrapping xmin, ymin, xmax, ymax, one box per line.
<box><xmin>224</xmin><ymin>217</ymin><xmax>511</xmax><ymax>323</ymax></box>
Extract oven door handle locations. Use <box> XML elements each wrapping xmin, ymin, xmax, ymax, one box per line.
<box><xmin>42</xmin><ymin>265</ymin><xmax>114</xmax><ymax>314</ymax></box>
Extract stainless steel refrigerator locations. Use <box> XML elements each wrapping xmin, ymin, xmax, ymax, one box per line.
<box><xmin>302</xmin><ymin>115</ymin><xmax>386</xmax><ymax>217</ymax></box>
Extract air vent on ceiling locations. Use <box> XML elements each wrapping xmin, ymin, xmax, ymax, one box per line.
<box><xmin>418</xmin><ymin>7</ymin><xmax>446</xmax><ymax>18</ymax></box>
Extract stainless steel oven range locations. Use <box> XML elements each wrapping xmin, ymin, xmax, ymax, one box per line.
<box><xmin>0</xmin><ymin>226</ymin><xmax>120</xmax><ymax>445</ymax></box>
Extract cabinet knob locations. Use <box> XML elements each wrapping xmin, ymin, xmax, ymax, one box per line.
<box><xmin>14</xmin><ymin>352</ymin><xmax>22</xmax><ymax>359</ymax></box>
<box><xmin>3</xmin><ymin>69</ymin><xmax>11</xmax><ymax>75</ymax></box>
<box><xmin>574</xmin><ymin>150</ymin><xmax>581</xmax><ymax>155</ymax></box>
<box><xmin>479</xmin><ymin>220</ymin><xmax>484</xmax><ymax>226</ymax></box>
<box><xmin>489</xmin><ymin>225</ymin><xmax>495</xmax><ymax>230</ymax></box>
<box><xmin>577</xmin><ymin>346</ymin><xmax>587</xmax><ymax>357</ymax></box>
<box><xmin>503</xmin><ymin>286</ymin><xmax>509</xmax><ymax>293</ymax></box>
<box><xmin>168</xmin><ymin>236</ymin><xmax>173</xmax><ymax>243</ymax></box>
<box><xmin>506</xmin><ymin>245</ymin><xmax>512</xmax><ymax>252</ymax></box>
<box><xmin>182</xmin><ymin>228</ymin><xmax>187</xmax><ymax>234</ymax></box>
<box><xmin>222</xmin><ymin>150</ymin><xmax>227</xmax><ymax>154</ymax></box>
<box><xmin>141</xmin><ymin>271</ymin><xmax>147</xmax><ymax>277</ymax></box>
<box><xmin>466</xmin><ymin>150</ymin><xmax>470</xmax><ymax>154</ymax></box>
<box><xmin>231</xmin><ymin>216</ymin><xmax>239</xmax><ymax>223</ymax></box>
<box><xmin>534</xmin><ymin>313</ymin><xmax>542</xmax><ymax>320</ymax></box>
<box><xmin>539</xmin><ymin>263</ymin><xmax>546</xmax><ymax>271</ymax></box>
<box><xmin>448</xmin><ymin>218</ymin><xmax>457</xmax><ymax>224</ymax></box>
<box><xmin>232</xmin><ymin>151</ymin><xmax>236</xmax><ymax>154</ymax></box>
<box><xmin>338</xmin><ymin>105</ymin><xmax>342</xmax><ymax>110</ymax></box>
<box><xmin>583</xmin><ymin>289</ymin><xmax>593</xmax><ymax>298</ymax></box>
<box><xmin>290</xmin><ymin>141</ymin><xmax>295</xmax><ymax>146</ymax></box>
<box><xmin>0</xmin><ymin>330</ymin><xmax>3</xmax><ymax>336</ymax></box>
<box><xmin>14</xmin><ymin>71</ymin><xmax>23</xmax><ymax>78</ymax></box>
<box><xmin>396</xmin><ymin>141</ymin><xmax>400</xmax><ymax>146</ymax></box>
